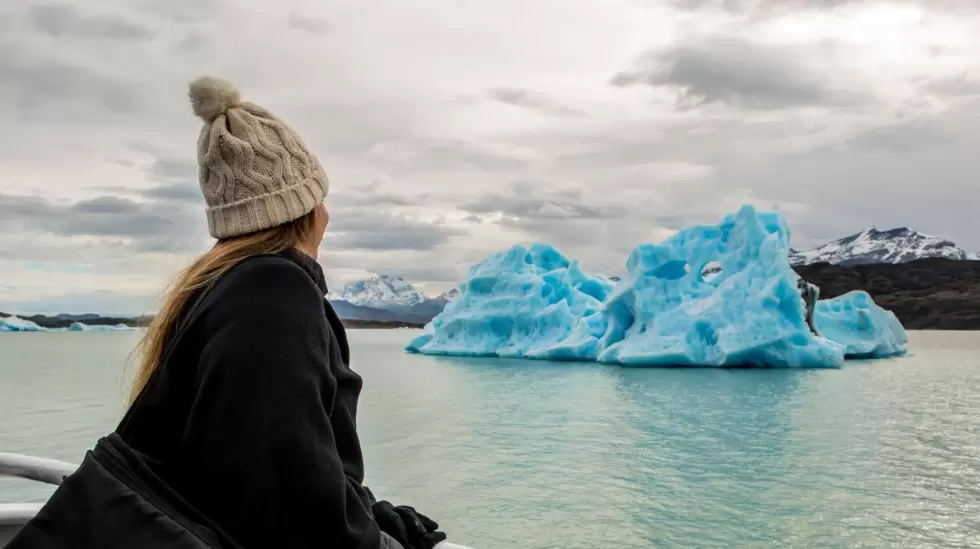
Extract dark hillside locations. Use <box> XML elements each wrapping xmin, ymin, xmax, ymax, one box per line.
<box><xmin>795</xmin><ymin>258</ymin><xmax>980</xmax><ymax>329</ymax></box>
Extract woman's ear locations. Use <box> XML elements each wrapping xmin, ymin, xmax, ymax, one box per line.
<box><xmin>317</xmin><ymin>203</ymin><xmax>330</xmax><ymax>234</ymax></box>
<box><xmin>320</xmin><ymin>203</ymin><xmax>330</xmax><ymax>228</ymax></box>
<box><xmin>309</xmin><ymin>203</ymin><xmax>329</xmax><ymax>258</ymax></box>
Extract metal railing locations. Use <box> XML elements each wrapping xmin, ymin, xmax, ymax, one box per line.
<box><xmin>0</xmin><ymin>453</ymin><xmax>76</xmax><ymax>486</ymax></box>
<box><xmin>0</xmin><ymin>453</ymin><xmax>77</xmax><ymax>545</ymax></box>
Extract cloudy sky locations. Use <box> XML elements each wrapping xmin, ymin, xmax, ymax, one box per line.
<box><xmin>1</xmin><ymin>0</ymin><xmax>978</xmax><ymax>315</ymax></box>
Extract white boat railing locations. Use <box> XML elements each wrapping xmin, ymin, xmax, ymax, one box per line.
<box><xmin>0</xmin><ymin>453</ymin><xmax>77</xmax><ymax>546</ymax></box>
<box><xmin>0</xmin><ymin>452</ymin><xmax>76</xmax><ymax>486</ymax></box>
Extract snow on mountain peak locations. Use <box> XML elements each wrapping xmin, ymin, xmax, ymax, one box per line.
<box><xmin>790</xmin><ymin>226</ymin><xmax>970</xmax><ymax>266</ymax></box>
<box><xmin>334</xmin><ymin>275</ymin><xmax>427</xmax><ymax>308</ymax></box>
<box><xmin>437</xmin><ymin>288</ymin><xmax>459</xmax><ymax>302</ymax></box>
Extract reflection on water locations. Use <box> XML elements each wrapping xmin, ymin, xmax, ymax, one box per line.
<box><xmin>612</xmin><ymin>368</ymin><xmax>807</xmax><ymax>547</ymax></box>
<box><xmin>2</xmin><ymin>330</ymin><xmax>979</xmax><ymax>548</ymax></box>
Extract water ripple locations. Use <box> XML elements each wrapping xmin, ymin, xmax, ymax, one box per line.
<box><xmin>2</xmin><ymin>331</ymin><xmax>979</xmax><ymax>549</ymax></box>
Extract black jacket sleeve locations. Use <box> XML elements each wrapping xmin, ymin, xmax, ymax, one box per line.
<box><xmin>176</xmin><ymin>256</ymin><xmax>383</xmax><ymax>549</ymax></box>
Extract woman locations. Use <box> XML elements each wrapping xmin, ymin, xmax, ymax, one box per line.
<box><xmin>114</xmin><ymin>76</ymin><xmax>448</xmax><ymax>549</ymax></box>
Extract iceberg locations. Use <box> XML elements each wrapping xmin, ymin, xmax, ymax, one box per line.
<box><xmin>813</xmin><ymin>291</ymin><xmax>908</xmax><ymax>358</ymax></box>
<box><xmin>0</xmin><ymin>316</ymin><xmax>48</xmax><ymax>332</ymax></box>
<box><xmin>581</xmin><ymin>205</ymin><xmax>846</xmax><ymax>367</ymax></box>
<box><xmin>407</xmin><ymin>205</ymin><xmax>908</xmax><ymax>368</ymax></box>
<box><xmin>68</xmin><ymin>322</ymin><xmax>135</xmax><ymax>332</ymax></box>
<box><xmin>406</xmin><ymin>243</ymin><xmax>614</xmax><ymax>358</ymax></box>
<box><xmin>0</xmin><ymin>316</ymin><xmax>136</xmax><ymax>333</ymax></box>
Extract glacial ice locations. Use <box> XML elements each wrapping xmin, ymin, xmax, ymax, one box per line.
<box><xmin>0</xmin><ymin>316</ymin><xmax>135</xmax><ymax>332</ymax></box>
<box><xmin>68</xmin><ymin>322</ymin><xmax>134</xmax><ymax>332</ymax></box>
<box><xmin>0</xmin><ymin>316</ymin><xmax>47</xmax><ymax>332</ymax></box>
<box><xmin>813</xmin><ymin>291</ymin><xmax>908</xmax><ymax>358</ymax></box>
<box><xmin>406</xmin><ymin>243</ymin><xmax>614</xmax><ymax>358</ymax></box>
<box><xmin>407</xmin><ymin>205</ymin><xmax>908</xmax><ymax>368</ymax></box>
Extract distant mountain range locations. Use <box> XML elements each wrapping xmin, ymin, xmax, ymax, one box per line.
<box><xmin>790</xmin><ymin>227</ymin><xmax>978</xmax><ymax>267</ymax></box>
<box><xmin>327</xmin><ymin>275</ymin><xmax>458</xmax><ymax>325</ymax></box>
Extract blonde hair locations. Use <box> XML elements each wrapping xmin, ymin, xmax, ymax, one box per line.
<box><xmin>129</xmin><ymin>209</ymin><xmax>320</xmax><ymax>404</ymax></box>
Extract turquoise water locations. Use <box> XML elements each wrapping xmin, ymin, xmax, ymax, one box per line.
<box><xmin>1</xmin><ymin>330</ymin><xmax>979</xmax><ymax>548</ymax></box>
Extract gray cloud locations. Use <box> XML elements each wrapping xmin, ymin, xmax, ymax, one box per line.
<box><xmin>488</xmin><ymin>87</ymin><xmax>586</xmax><ymax>118</ymax></box>
<box><xmin>0</xmin><ymin>192</ymin><xmax>203</xmax><ymax>251</ymax></box>
<box><xmin>463</xmin><ymin>182</ymin><xmax>618</xmax><ymax>221</ymax></box>
<box><xmin>329</xmin><ymin>181</ymin><xmax>433</xmax><ymax>208</ymax></box>
<box><xmin>483</xmin><ymin>213</ymin><xmax>668</xmax><ymax>274</ymax></box>
<box><xmin>132</xmin><ymin>0</ymin><xmax>222</xmax><ymax>24</ymax></box>
<box><xmin>72</xmin><ymin>196</ymin><xmax>142</xmax><ymax>214</ymax></box>
<box><xmin>354</xmin><ymin>258</ymin><xmax>463</xmax><ymax>284</ymax></box>
<box><xmin>376</xmin><ymin>266</ymin><xmax>460</xmax><ymax>283</ymax></box>
<box><xmin>28</xmin><ymin>3</ymin><xmax>154</xmax><ymax>42</ymax></box>
<box><xmin>669</xmin><ymin>0</ymin><xmax>862</xmax><ymax>12</ymax></box>
<box><xmin>704</xmin><ymin>103</ymin><xmax>980</xmax><ymax>251</ymax></box>
<box><xmin>668</xmin><ymin>0</ymin><xmax>979</xmax><ymax>14</ymax></box>
<box><xmin>288</xmin><ymin>11</ymin><xmax>330</xmax><ymax>35</ymax></box>
<box><xmin>133</xmin><ymin>156</ymin><xmax>203</xmax><ymax>204</ymax></box>
<box><xmin>850</xmin><ymin>120</ymin><xmax>954</xmax><ymax>152</ymax></box>
<box><xmin>149</xmin><ymin>157</ymin><xmax>197</xmax><ymax>180</ymax></box>
<box><xmin>458</xmin><ymin>183</ymin><xmax>648</xmax><ymax>263</ymax></box>
<box><xmin>0</xmin><ymin>40</ymin><xmax>143</xmax><ymax>120</ymax></box>
<box><xmin>326</xmin><ymin>210</ymin><xmax>466</xmax><ymax>252</ymax></box>
<box><xmin>611</xmin><ymin>37</ymin><xmax>868</xmax><ymax>110</ymax></box>
<box><xmin>367</xmin><ymin>138</ymin><xmax>538</xmax><ymax>173</ymax></box>
<box><xmin>95</xmin><ymin>156</ymin><xmax>203</xmax><ymax>204</ymax></box>
<box><xmin>0</xmin><ymin>290</ymin><xmax>156</xmax><ymax>317</ymax></box>
<box><xmin>922</xmin><ymin>73</ymin><xmax>980</xmax><ymax>98</ymax></box>
<box><xmin>143</xmin><ymin>183</ymin><xmax>203</xmax><ymax>203</ymax></box>
<box><xmin>173</xmin><ymin>31</ymin><xmax>207</xmax><ymax>52</ymax></box>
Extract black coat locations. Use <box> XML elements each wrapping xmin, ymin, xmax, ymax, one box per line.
<box><xmin>8</xmin><ymin>249</ymin><xmax>398</xmax><ymax>549</ymax></box>
<box><xmin>9</xmin><ymin>433</ymin><xmax>244</xmax><ymax>548</ymax></box>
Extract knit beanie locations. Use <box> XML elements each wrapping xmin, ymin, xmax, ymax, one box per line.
<box><xmin>188</xmin><ymin>76</ymin><xmax>329</xmax><ymax>239</ymax></box>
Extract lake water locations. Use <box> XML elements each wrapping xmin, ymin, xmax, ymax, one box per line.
<box><xmin>1</xmin><ymin>330</ymin><xmax>979</xmax><ymax>548</ymax></box>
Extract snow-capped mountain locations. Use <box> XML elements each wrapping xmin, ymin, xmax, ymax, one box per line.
<box><xmin>436</xmin><ymin>288</ymin><xmax>459</xmax><ymax>302</ymax></box>
<box><xmin>790</xmin><ymin>227</ymin><xmax>975</xmax><ymax>267</ymax></box>
<box><xmin>332</xmin><ymin>275</ymin><xmax>427</xmax><ymax>308</ymax></box>
<box><xmin>327</xmin><ymin>276</ymin><xmax>458</xmax><ymax>324</ymax></box>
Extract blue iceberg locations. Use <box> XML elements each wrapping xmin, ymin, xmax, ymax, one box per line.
<box><xmin>406</xmin><ymin>243</ymin><xmax>614</xmax><ymax>358</ymax></box>
<box><xmin>0</xmin><ymin>315</ymin><xmax>48</xmax><ymax>332</ymax></box>
<box><xmin>68</xmin><ymin>322</ymin><xmax>135</xmax><ymax>332</ymax></box>
<box><xmin>582</xmin><ymin>206</ymin><xmax>847</xmax><ymax>367</ymax></box>
<box><xmin>813</xmin><ymin>291</ymin><xmax>908</xmax><ymax>358</ymax></box>
<box><xmin>407</xmin><ymin>205</ymin><xmax>908</xmax><ymax>368</ymax></box>
<box><xmin>0</xmin><ymin>316</ymin><xmax>136</xmax><ymax>333</ymax></box>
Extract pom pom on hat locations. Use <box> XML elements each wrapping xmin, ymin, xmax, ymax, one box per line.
<box><xmin>189</xmin><ymin>76</ymin><xmax>241</xmax><ymax>123</ymax></box>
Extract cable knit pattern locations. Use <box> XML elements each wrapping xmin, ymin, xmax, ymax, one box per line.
<box><xmin>189</xmin><ymin>76</ymin><xmax>329</xmax><ymax>239</ymax></box>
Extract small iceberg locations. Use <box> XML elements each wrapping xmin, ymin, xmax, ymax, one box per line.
<box><xmin>0</xmin><ymin>316</ymin><xmax>48</xmax><ymax>332</ymax></box>
<box><xmin>814</xmin><ymin>291</ymin><xmax>908</xmax><ymax>359</ymax></box>
<box><xmin>1</xmin><ymin>316</ymin><xmax>137</xmax><ymax>333</ymax></box>
<box><xmin>407</xmin><ymin>205</ymin><xmax>908</xmax><ymax>368</ymax></box>
<box><xmin>68</xmin><ymin>322</ymin><xmax>135</xmax><ymax>332</ymax></box>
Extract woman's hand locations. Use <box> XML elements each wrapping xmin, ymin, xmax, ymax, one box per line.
<box><xmin>372</xmin><ymin>501</ymin><xmax>448</xmax><ymax>549</ymax></box>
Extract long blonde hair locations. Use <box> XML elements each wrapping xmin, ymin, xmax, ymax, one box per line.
<box><xmin>129</xmin><ymin>210</ymin><xmax>320</xmax><ymax>404</ymax></box>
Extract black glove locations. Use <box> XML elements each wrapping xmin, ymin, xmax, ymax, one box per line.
<box><xmin>372</xmin><ymin>500</ymin><xmax>447</xmax><ymax>549</ymax></box>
